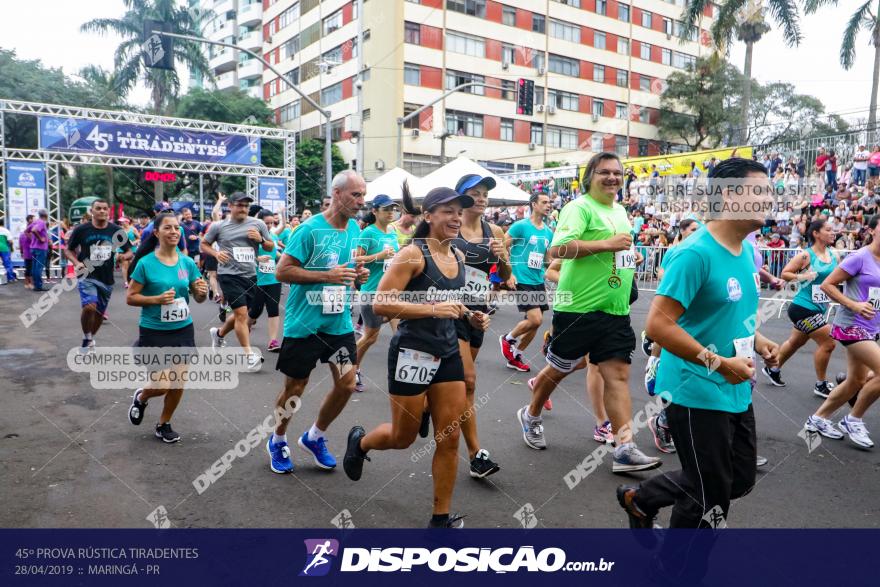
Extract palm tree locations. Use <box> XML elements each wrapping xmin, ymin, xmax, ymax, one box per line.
<box><xmin>81</xmin><ymin>0</ymin><xmax>213</xmax><ymax>115</ymax></box>
<box><xmin>684</xmin><ymin>0</ymin><xmax>802</xmax><ymax>144</ymax></box>
<box><xmin>805</xmin><ymin>0</ymin><xmax>880</xmax><ymax>130</ymax></box>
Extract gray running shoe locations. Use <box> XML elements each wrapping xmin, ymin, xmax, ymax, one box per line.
<box><xmin>517</xmin><ymin>406</ymin><xmax>546</xmax><ymax>450</ymax></box>
<box><xmin>612</xmin><ymin>444</ymin><xmax>662</xmax><ymax>473</ymax></box>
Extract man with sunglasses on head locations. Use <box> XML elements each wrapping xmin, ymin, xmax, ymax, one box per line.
<box><xmin>201</xmin><ymin>191</ymin><xmax>274</xmax><ymax>372</ymax></box>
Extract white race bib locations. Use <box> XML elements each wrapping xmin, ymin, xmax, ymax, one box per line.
<box><xmin>811</xmin><ymin>285</ymin><xmax>830</xmax><ymax>304</ymax></box>
<box><xmin>160</xmin><ymin>297</ymin><xmax>190</xmax><ymax>323</ymax></box>
<box><xmin>232</xmin><ymin>247</ymin><xmax>255</xmax><ymax>263</ymax></box>
<box><xmin>869</xmin><ymin>287</ymin><xmax>880</xmax><ymax>310</ymax></box>
<box><xmin>258</xmin><ymin>258</ymin><xmax>276</xmax><ymax>274</ymax></box>
<box><xmin>383</xmin><ymin>258</ymin><xmax>393</xmax><ymax>273</ymax></box>
<box><xmin>90</xmin><ymin>245</ymin><xmax>112</xmax><ymax>262</ymax></box>
<box><xmin>527</xmin><ymin>251</ymin><xmax>544</xmax><ymax>270</ymax></box>
<box><xmin>322</xmin><ymin>285</ymin><xmax>346</xmax><ymax>314</ymax></box>
<box><xmin>465</xmin><ymin>266</ymin><xmax>490</xmax><ymax>294</ymax></box>
<box><xmin>394</xmin><ymin>348</ymin><xmax>440</xmax><ymax>385</ymax></box>
<box><xmin>733</xmin><ymin>335</ymin><xmax>755</xmax><ymax>360</ymax></box>
<box><xmin>615</xmin><ymin>248</ymin><xmax>636</xmax><ymax>270</ymax></box>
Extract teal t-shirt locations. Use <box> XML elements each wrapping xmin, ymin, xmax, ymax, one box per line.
<box><xmin>357</xmin><ymin>224</ymin><xmax>399</xmax><ymax>293</ymax></box>
<box><xmin>283</xmin><ymin>214</ymin><xmax>361</xmax><ymax>338</ymax></box>
<box><xmin>656</xmin><ymin>228</ymin><xmax>760</xmax><ymax>413</ymax></box>
<box><xmin>791</xmin><ymin>247</ymin><xmax>838</xmax><ymax>313</ymax></box>
<box><xmin>130</xmin><ymin>251</ymin><xmax>201</xmax><ymax>330</ymax></box>
<box><xmin>256</xmin><ymin>232</ymin><xmax>280</xmax><ymax>286</ymax></box>
<box><xmin>508</xmin><ymin>218</ymin><xmax>554</xmax><ymax>285</ymax></box>
<box><xmin>277</xmin><ymin>227</ymin><xmax>292</xmax><ymax>251</ymax></box>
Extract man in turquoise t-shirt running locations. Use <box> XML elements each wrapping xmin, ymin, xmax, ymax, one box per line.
<box><xmin>618</xmin><ymin>158</ymin><xmax>780</xmax><ymax>551</ymax></box>
<box><xmin>267</xmin><ymin>170</ymin><xmax>369</xmax><ymax>475</ymax></box>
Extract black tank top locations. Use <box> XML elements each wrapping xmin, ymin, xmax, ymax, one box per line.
<box><xmin>453</xmin><ymin>219</ymin><xmax>497</xmax><ymax>310</ymax></box>
<box><xmin>392</xmin><ymin>239</ymin><xmax>466</xmax><ymax>358</ymax></box>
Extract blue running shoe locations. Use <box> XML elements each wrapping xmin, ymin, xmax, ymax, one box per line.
<box><xmin>267</xmin><ymin>437</ymin><xmax>294</xmax><ymax>474</ymax></box>
<box><xmin>644</xmin><ymin>356</ymin><xmax>659</xmax><ymax>397</ymax></box>
<box><xmin>299</xmin><ymin>432</ymin><xmax>337</xmax><ymax>470</ymax></box>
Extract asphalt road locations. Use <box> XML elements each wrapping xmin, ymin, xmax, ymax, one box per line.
<box><xmin>2</xmin><ymin>278</ymin><xmax>878</xmax><ymax>529</ymax></box>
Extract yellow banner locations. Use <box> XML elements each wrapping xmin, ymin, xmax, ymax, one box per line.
<box><xmin>624</xmin><ymin>146</ymin><xmax>753</xmax><ymax>177</ymax></box>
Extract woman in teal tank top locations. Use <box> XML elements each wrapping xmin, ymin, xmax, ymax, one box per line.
<box><xmin>762</xmin><ymin>219</ymin><xmax>840</xmax><ymax>397</ymax></box>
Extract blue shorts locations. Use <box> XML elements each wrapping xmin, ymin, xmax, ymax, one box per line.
<box><xmin>78</xmin><ymin>278</ymin><xmax>113</xmax><ymax>313</ymax></box>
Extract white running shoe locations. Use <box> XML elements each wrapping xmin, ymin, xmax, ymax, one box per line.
<box><xmin>246</xmin><ymin>351</ymin><xmax>264</xmax><ymax>372</ymax></box>
<box><xmin>210</xmin><ymin>327</ymin><xmax>226</xmax><ymax>351</ymax></box>
<box><xmin>838</xmin><ymin>416</ymin><xmax>874</xmax><ymax>449</ymax></box>
<box><xmin>804</xmin><ymin>415</ymin><xmax>844</xmax><ymax>439</ymax></box>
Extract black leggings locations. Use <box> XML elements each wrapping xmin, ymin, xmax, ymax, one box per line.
<box><xmin>248</xmin><ymin>282</ymin><xmax>282</xmax><ymax>319</ymax></box>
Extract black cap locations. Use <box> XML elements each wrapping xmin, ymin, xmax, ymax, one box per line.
<box><xmin>229</xmin><ymin>191</ymin><xmax>253</xmax><ymax>203</ymax></box>
<box><xmin>422</xmin><ymin>187</ymin><xmax>474</xmax><ymax>211</ymax></box>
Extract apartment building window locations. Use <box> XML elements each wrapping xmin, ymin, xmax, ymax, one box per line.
<box><xmin>618</xmin><ymin>3</ymin><xmax>630</xmax><ymax>22</ymax></box>
<box><xmin>286</xmin><ymin>67</ymin><xmax>300</xmax><ymax>85</ymax></box>
<box><xmin>280</xmin><ymin>100</ymin><xmax>301</xmax><ymax>123</ymax></box>
<box><xmin>534</xmin><ymin>85</ymin><xmax>544</xmax><ymax>105</ymax></box>
<box><xmin>616</xmin><ymin>135</ymin><xmax>628</xmax><ymax>156</ymax></box>
<box><xmin>618</xmin><ymin>38</ymin><xmax>629</xmax><ymax>55</ymax></box>
<box><xmin>268</xmin><ymin>82</ymin><xmax>278</xmax><ymax>98</ymax></box>
<box><xmin>596</xmin><ymin>0</ymin><xmax>607</xmax><ymax>16</ymax></box>
<box><xmin>548</xmin><ymin>89</ymin><xmax>578</xmax><ymax>111</ymax></box>
<box><xmin>446</xmin><ymin>31</ymin><xmax>485</xmax><ymax>57</ymax></box>
<box><xmin>593</xmin><ymin>64</ymin><xmax>605</xmax><ymax>83</ymax></box>
<box><xmin>640</xmin><ymin>42</ymin><xmax>651</xmax><ymax>60</ymax></box>
<box><xmin>591</xmin><ymin>134</ymin><xmax>603</xmax><ymax>152</ymax></box>
<box><xmin>446</xmin><ymin>70</ymin><xmax>485</xmax><ymax>95</ymax></box>
<box><xmin>533</xmin><ymin>50</ymin><xmax>545</xmax><ymax>71</ymax></box>
<box><xmin>404</xmin><ymin>63</ymin><xmax>421</xmax><ymax>85</ymax></box>
<box><xmin>447</xmin><ymin>0</ymin><xmax>486</xmax><ymax>17</ymax></box>
<box><xmin>404</xmin><ymin>22</ymin><xmax>420</xmax><ymax>44</ymax></box>
<box><xmin>279</xmin><ymin>3</ymin><xmax>300</xmax><ymax>29</ymax></box>
<box><xmin>616</xmin><ymin>69</ymin><xmax>628</xmax><ymax>87</ymax></box>
<box><xmin>639</xmin><ymin>107</ymin><xmax>650</xmax><ymax>123</ymax></box>
<box><xmin>532</xmin><ymin>14</ymin><xmax>545</xmax><ymax>33</ymax></box>
<box><xmin>549</xmin><ymin>19</ymin><xmax>580</xmax><ymax>43</ymax></box>
<box><xmin>500</xmin><ymin>118</ymin><xmax>514</xmax><ymax>141</ymax></box>
<box><xmin>592</xmin><ymin>100</ymin><xmax>604</xmax><ymax>118</ymax></box>
<box><xmin>323</xmin><ymin>10</ymin><xmax>342</xmax><ymax>35</ymax></box>
<box><xmin>530</xmin><ymin>123</ymin><xmax>543</xmax><ymax>145</ymax></box>
<box><xmin>673</xmin><ymin>51</ymin><xmax>696</xmax><ymax>69</ymax></box>
<box><xmin>663</xmin><ymin>17</ymin><xmax>672</xmax><ymax>35</ymax></box>
<box><xmin>638</xmin><ymin>138</ymin><xmax>649</xmax><ymax>156</ymax></box>
<box><xmin>661</xmin><ymin>48</ymin><xmax>672</xmax><ymax>65</ymax></box>
<box><xmin>446</xmin><ymin>110</ymin><xmax>484</xmax><ymax>137</ymax></box>
<box><xmin>403</xmin><ymin>103</ymin><xmax>422</xmax><ymax>129</ymax></box>
<box><xmin>330</xmin><ymin>119</ymin><xmax>344</xmax><ymax>142</ymax></box>
<box><xmin>547</xmin><ymin>126</ymin><xmax>578</xmax><ymax>149</ymax></box>
<box><xmin>502</xmin><ymin>43</ymin><xmax>515</xmax><ymax>64</ymax></box>
<box><xmin>548</xmin><ymin>54</ymin><xmax>579</xmax><ymax>76</ymax></box>
<box><xmin>321</xmin><ymin>82</ymin><xmax>343</xmax><ymax>106</ymax></box>
<box><xmin>615</xmin><ymin>102</ymin><xmax>627</xmax><ymax>119</ymax></box>
<box><xmin>641</xmin><ymin>11</ymin><xmax>652</xmax><ymax>28</ymax></box>
<box><xmin>594</xmin><ymin>31</ymin><xmax>606</xmax><ymax>50</ymax></box>
<box><xmin>502</xmin><ymin>6</ymin><xmax>516</xmax><ymax>26</ymax></box>
<box><xmin>501</xmin><ymin>79</ymin><xmax>516</xmax><ymax>100</ymax></box>
<box><xmin>351</xmin><ymin>37</ymin><xmax>359</xmax><ymax>58</ymax></box>
<box><xmin>284</xmin><ymin>35</ymin><xmax>300</xmax><ymax>59</ymax></box>
<box><xmin>639</xmin><ymin>76</ymin><xmax>651</xmax><ymax>92</ymax></box>
<box><xmin>553</xmin><ymin>0</ymin><xmax>580</xmax><ymax>6</ymax></box>
<box><xmin>323</xmin><ymin>45</ymin><xmax>342</xmax><ymax>64</ymax></box>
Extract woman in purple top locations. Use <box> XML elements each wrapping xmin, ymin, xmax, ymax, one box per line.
<box><xmin>805</xmin><ymin>216</ymin><xmax>880</xmax><ymax>449</ymax></box>
<box><xmin>19</xmin><ymin>214</ymin><xmax>33</xmax><ymax>289</ymax></box>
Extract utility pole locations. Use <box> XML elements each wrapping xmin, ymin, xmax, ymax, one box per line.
<box><xmin>355</xmin><ymin>0</ymin><xmax>365</xmax><ymax>175</ymax></box>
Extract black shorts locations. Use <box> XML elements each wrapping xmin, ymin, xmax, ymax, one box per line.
<box><xmin>546</xmin><ymin>310</ymin><xmax>635</xmax><ymax>370</ymax></box>
<box><xmin>455</xmin><ymin>317</ymin><xmax>485</xmax><ymax>349</ymax></box>
<box><xmin>203</xmin><ymin>254</ymin><xmax>218</xmax><ymax>272</ymax></box>
<box><xmin>387</xmin><ymin>341</ymin><xmax>465</xmax><ymax>396</ymax></box>
<box><xmin>787</xmin><ymin>303</ymin><xmax>827</xmax><ymax>334</ymax></box>
<box><xmin>248</xmin><ymin>282</ymin><xmax>282</xmax><ymax>319</ymax></box>
<box><xmin>516</xmin><ymin>282</ymin><xmax>549</xmax><ymax>313</ymax></box>
<box><xmin>134</xmin><ymin>323</ymin><xmax>197</xmax><ymax>367</ymax></box>
<box><xmin>276</xmin><ymin>332</ymin><xmax>357</xmax><ymax>380</ymax></box>
<box><xmin>869</xmin><ymin>166</ymin><xmax>880</xmax><ymax>178</ymax></box>
<box><xmin>218</xmin><ymin>274</ymin><xmax>257</xmax><ymax>309</ymax></box>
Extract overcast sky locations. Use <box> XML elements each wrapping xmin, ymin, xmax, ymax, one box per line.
<box><xmin>0</xmin><ymin>0</ymin><xmax>876</xmax><ymax>119</ymax></box>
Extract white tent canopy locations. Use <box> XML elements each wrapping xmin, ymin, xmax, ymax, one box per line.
<box><xmin>365</xmin><ymin>167</ymin><xmax>421</xmax><ymax>202</ymax></box>
<box><xmin>418</xmin><ymin>157</ymin><xmax>531</xmax><ymax>206</ymax></box>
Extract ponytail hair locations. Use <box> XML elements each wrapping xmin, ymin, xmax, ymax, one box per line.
<box><xmin>362</xmin><ymin>211</ymin><xmax>377</xmax><ymax>226</ymax></box>
<box><xmin>129</xmin><ymin>211</ymin><xmax>175</xmax><ymax>280</ymax></box>
<box><xmin>401</xmin><ymin>180</ymin><xmax>430</xmax><ymax>240</ymax></box>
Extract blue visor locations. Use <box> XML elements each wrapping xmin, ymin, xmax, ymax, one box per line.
<box><xmin>371</xmin><ymin>194</ymin><xmax>396</xmax><ymax>208</ymax></box>
<box><xmin>455</xmin><ymin>174</ymin><xmax>497</xmax><ymax>195</ymax></box>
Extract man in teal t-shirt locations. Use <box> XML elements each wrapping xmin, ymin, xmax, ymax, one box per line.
<box><xmin>618</xmin><ymin>158</ymin><xmax>780</xmax><ymax>542</ymax></box>
<box><xmin>267</xmin><ymin>169</ymin><xmax>368</xmax><ymax>475</ymax></box>
<box><xmin>500</xmin><ymin>193</ymin><xmax>554</xmax><ymax>372</ymax></box>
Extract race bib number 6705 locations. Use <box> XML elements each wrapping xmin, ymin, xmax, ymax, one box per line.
<box><xmin>394</xmin><ymin>348</ymin><xmax>440</xmax><ymax>385</ymax></box>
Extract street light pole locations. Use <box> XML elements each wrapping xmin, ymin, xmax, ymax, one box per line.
<box><xmin>153</xmin><ymin>30</ymin><xmax>333</xmax><ymax>197</ymax></box>
<box><xmin>396</xmin><ymin>82</ymin><xmax>505</xmax><ymax>169</ymax></box>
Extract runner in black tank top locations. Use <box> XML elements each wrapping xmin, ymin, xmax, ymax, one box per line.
<box><xmin>343</xmin><ymin>185</ymin><xmax>487</xmax><ymax>528</ymax></box>
<box><xmin>452</xmin><ymin>173</ymin><xmax>511</xmax><ymax>480</ymax></box>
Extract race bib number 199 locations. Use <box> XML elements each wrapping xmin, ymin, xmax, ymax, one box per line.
<box><xmin>614</xmin><ymin>248</ymin><xmax>636</xmax><ymax>270</ymax></box>
<box><xmin>394</xmin><ymin>348</ymin><xmax>440</xmax><ymax>385</ymax></box>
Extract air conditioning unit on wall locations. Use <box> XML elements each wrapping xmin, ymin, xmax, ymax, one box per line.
<box><xmin>528</xmin><ymin>142</ymin><xmax>536</xmax><ymax>151</ymax></box>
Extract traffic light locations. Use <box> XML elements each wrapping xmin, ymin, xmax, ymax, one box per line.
<box><xmin>516</xmin><ymin>78</ymin><xmax>535</xmax><ymax>116</ymax></box>
<box><xmin>142</xmin><ymin>20</ymin><xmax>174</xmax><ymax>70</ymax></box>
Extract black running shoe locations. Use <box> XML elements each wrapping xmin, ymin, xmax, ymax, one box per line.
<box><xmin>155</xmin><ymin>422</ymin><xmax>180</xmax><ymax>443</ymax></box>
<box><xmin>428</xmin><ymin>513</ymin><xmax>465</xmax><ymax>528</ymax></box>
<box><xmin>218</xmin><ymin>305</ymin><xmax>228</xmax><ymax>323</ymax></box>
<box><xmin>343</xmin><ymin>426</ymin><xmax>370</xmax><ymax>481</ymax></box>
<box><xmin>419</xmin><ymin>411</ymin><xmax>431</xmax><ymax>439</ymax></box>
<box><xmin>616</xmin><ymin>485</ymin><xmax>657</xmax><ymax>547</ymax></box>
<box><xmin>640</xmin><ymin>330</ymin><xmax>653</xmax><ymax>357</ymax></box>
<box><xmin>128</xmin><ymin>388</ymin><xmax>147</xmax><ymax>426</ymax></box>
<box><xmin>469</xmin><ymin>449</ymin><xmax>500</xmax><ymax>479</ymax></box>
<box><xmin>814</xmin><ymin>380</ymin><xmax>834</xmax><ymax>399</ymax></box>
<box><xmin>761</xmin><ymin>366</ymin><xmax>786</xmax><ymax>387</ymax></box>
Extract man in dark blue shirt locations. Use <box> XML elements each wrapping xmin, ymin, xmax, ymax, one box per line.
<box><xmin>180</xmin><ymin>206</ymin><xmax>203</xmax><ymax>260</ymax></box>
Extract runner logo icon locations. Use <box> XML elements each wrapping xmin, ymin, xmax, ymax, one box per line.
<box><xmin>300</xmin><ymin>539</ymin><xmax>339</xmax><ymax>577</ymax></box>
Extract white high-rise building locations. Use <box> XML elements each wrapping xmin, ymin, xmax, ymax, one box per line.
<box><xmin>194</xmin><ymin>0</ymin><xmax>265</xmax><ymax>99</ymax></box>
